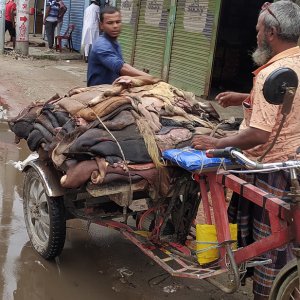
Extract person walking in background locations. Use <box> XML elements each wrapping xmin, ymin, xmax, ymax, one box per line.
<box><xmin>55</xmin><ymin>0</ymin><xmax>67</xmax><ymax>37</ymax></box>
<box><xmin>43</xmin><ymin>0</ymin><xmax>60</xmax><ymax>52</ymax></box>
<box><xmin>87</xmin><ymin>6</ymin><xmax>149</xmax><ymax>86</ymax></box>
<box><xmin>5</xmin><ymin>0</ymin><xmax>16</xmax><ymax>49</ymax></box>
<box><xmin>81</xmin><ymin>0</ymin><xmax>101</xmax><ymax>63</ymax></box>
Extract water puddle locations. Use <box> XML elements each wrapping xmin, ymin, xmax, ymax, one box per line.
<box><xmin>0</xmin><ymin>122</ymin><xmax>29</xmax><ymax>299</ymax></box>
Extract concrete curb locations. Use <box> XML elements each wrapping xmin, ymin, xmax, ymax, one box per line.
<box><xmin>29</xmin><ymin>53</ymin><xmax>82</xmax><ymax>61</ymax></box>
<box><xmin>4</xmin><ymin>48</ymin><xmax>83</xmax><ymax>61</ymax></box>
<box><xmin>28</xmin><ymin>48</ymin><xmax>82</xmax><ymax>61</ymax></box>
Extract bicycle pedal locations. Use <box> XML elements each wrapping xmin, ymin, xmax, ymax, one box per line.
<box><xmin>246</xmin><ymin>258</ymin><xmax>272</xmax><ymax>268</ymax></box>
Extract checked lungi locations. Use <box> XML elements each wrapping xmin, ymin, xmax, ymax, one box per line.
<box><xmin>228</xmin><ymin>170</ymin><xmax>296</xmax><ymax>297</ymax></box>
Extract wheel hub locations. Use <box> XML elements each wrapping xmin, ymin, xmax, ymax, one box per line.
<box><xmin>30</xmin><ymin>205</ymin><xmax>41</xmax><ymax>220</ymax></box>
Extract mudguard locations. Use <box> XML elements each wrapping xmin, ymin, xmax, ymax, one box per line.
<box><xmin>269</xmin><ymin>258</ymin><xmax>297</xmax><ymax>299</ymax></box>
<box><xmin>23</xmin><ymin>159</ymin><xmax>65</xmax><ymax>197</ymax></box>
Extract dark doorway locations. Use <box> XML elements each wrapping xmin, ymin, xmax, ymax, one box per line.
<box><xmin>209</xmin><ymin>0</ymin><xmax>266</xmax><ymax>98</ymax></box>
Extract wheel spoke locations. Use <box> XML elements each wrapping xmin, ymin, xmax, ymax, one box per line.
<box><xmin>29</xmin><ymin>182</ymin><xmax>38</xmax><ymax>204</ymax></box>
<box><xmin>33</xmin><ymin>179</ymin><xmax>41</xmax><ymax>199</ymax></box>
<box><xmin>34</xmin><ymin>220</ymin><xmax>47</xmax><ymax>242</ymax></box>
<box><xmin>37</xmin><ymin>185</ymin><xmax>44</xmax><ymax>201</ymax></box>
<box><xmin>40</xmin><ymin>212</ymin><xmax>50</xmax><ymax>229</ymax></box>
<box><xmin>292</xmin><ymin>286</ymin><xmax>300</xmax><ymax>300</ymax></box>
<box><xmin>36</xmin><ymin>188</ymin><xmax>46</xmax><ymax>206</ymax></box>
<box><xmin>39</xmin><ymin>221</ymin><xmax>50</xmax><ymax>237</ymax></box>
<box><xmin>29</xmin><ymin>215</ymin><xmax>36</xmax><ymax>227</ymax></box>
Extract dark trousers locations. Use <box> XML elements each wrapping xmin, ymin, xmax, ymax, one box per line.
<box><xmin>5</xmin><ymin>20</ymin><xmax>16</xmax><ymax>38</ymax></box>
<box><xmin>45</xmin><ymin>21</ymin><xmax>57</xmax><ymax>49</ymax></box>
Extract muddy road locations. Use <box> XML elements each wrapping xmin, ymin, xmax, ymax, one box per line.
<box><xmin>0</xmin><ymin>55</ymin><xmax>251</xmax><ymax>300</ymax></box>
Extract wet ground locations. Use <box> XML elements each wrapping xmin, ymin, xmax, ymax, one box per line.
<box><xmin>0</xmin><ymin>52</ymin><xmax>251</xmax><ymax>300</ymax></box>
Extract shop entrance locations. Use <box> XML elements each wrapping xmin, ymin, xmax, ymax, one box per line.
<box><xmin>209</xmin><ymin>0</ymin><xmax>265</xmax><ymax>98</ymax></box>
<box><xmin>29</xmin><ymin>0</ymin><xmax>45</xmax><ymax>34</ymax></box>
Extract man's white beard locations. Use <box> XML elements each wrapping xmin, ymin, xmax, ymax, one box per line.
<box><xmin>252</xmin><ymin>38</ymin><xmax>273</xmax><ymax>66</ymax></box>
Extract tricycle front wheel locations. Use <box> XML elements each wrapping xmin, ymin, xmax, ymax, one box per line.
<box><xmin>23</xmin><ymin>167</ymin><xmax>66</xmax><ymax>260</ymax></box>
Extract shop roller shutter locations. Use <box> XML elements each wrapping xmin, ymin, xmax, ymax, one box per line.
<box><xmin>117</xmin><ymin>0</ymin><xmax>139</xmax><ymax>64</ymax></box>
<box><xmin>69</xmin><ymin>0</ymin><xmax>85</xmax><ymax>51</ymax></box>
<box><xmin>60</xmin><ymin>0</ymin><xmax>70</xmax><ymax>35</ymax></box>
<box><xmin>133</xmin><ymin>0</ymin><xmax>170</xmax><ymax>77</ymax></box>
<box><xmin>168</xmin><ymin>0</ymin><xmax>221</xmax><ymax>96</ymax></box>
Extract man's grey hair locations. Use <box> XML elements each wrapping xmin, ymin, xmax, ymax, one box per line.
<box><xmin>260</xmin><ymin>0</ymin><xmax>300</xmax><ymax>43</ymax></box>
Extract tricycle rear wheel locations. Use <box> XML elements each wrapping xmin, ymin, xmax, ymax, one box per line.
<box><xmin>275</xmin><ymin>270</ymin><xmax>299</xmax><ymax>300</ymax></box>
<box><xmin>23</xmin><ymin>167</ymin><xmax>66</xmax><ymax>260</ymax></box>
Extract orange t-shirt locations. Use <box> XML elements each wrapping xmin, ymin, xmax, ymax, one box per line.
<box><xmin>240</xmin><ymin>46</ymin><xmax>300</xmax><ymax>163</ymax></box>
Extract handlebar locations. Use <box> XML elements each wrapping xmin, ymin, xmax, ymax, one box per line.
<box><xmin>206</xmin><ymin>147</ymin><xmax>300</xmax><ymax>171</ymax></box>
<box><xmin>206</xmin><ymin>148</ymin><xmax>234</xmax><ymax>159</ymax></box>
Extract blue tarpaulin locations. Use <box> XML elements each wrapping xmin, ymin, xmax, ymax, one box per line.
<box><xmin>162</xmin><ymin>147</ymin><xmax>234</xmax><ymax>172</ymax></box>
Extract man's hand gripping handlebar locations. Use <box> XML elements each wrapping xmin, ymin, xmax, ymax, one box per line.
<box><xmin>206</xmin><ymin>147</ymin><xmax>300</xmax><ymax>171</ymax></box>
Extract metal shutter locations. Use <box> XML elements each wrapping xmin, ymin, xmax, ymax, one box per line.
<box><xmin>117</xmin><ymin>0</ymin><xmax>139</xmax><ymax>64</ymax></box>
<box><xmin>168</xmin><ymin>0</ymin><xmax>221</xmax><ymax>96</ymax></box>
<box><xmin>132</xmin><ymin>0</ymin><xmax>170</xmax><ymax>77</ymax></box>
<box><xmin>69</xmin><ymin>0</ymin><xmax>85</xmax><ymax>51</ymax></box>
<box><xmin>60</xmin><ymin>0</ymin><xmax>71</xmax><ymax>35</ymax></box>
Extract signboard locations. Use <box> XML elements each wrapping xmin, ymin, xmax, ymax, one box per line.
<box><xmin>16</xmin><ymin>0</ymin><xmax>30</xmax><ymax>42</ymax></box>
<box><xmin>120</xmin><ymin>0</ymin><xmax>133</xmax><ymax>24</ymax></box>
<box><xmin>183</xmin><ymin>0</ymin><xmax>208</xmax><ymax>33</ymax></box>
<box><xmin>145</xmin><ymin>0</ymin><xmax>163</xmax><ymax>27</ymax></box>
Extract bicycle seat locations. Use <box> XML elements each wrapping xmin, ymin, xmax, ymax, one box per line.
<box><xmin>162</xmin><ymin>147</ymin><xmax>239</xmax><ymax>172</ymax></box>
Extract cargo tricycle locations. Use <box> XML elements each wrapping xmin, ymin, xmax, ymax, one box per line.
<box><xmin>21</xmin><ymin>68</ymin><xmax>300</xmax><ymax>299</ymax></box>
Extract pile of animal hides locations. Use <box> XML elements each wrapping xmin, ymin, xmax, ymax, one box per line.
<box><xmin>8</xmin><ymin>76</ymin><xmax>239</xmax><ymax>195</ymax></box>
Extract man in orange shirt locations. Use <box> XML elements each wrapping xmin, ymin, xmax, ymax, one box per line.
<box><xmin>192</xmin><ymin>1</ymin><xmax>300</xmax><ymax>299</ymax></box>
<box><xmin>5</xmin><ymin>0</ymin><xmax>16</xmax><ymax>48</ymax></box>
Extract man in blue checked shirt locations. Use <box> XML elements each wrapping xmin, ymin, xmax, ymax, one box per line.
<box><xmin>87</xmin><ymin>6</ymin><xmax>149</xmax><ymax>86</ymax></box>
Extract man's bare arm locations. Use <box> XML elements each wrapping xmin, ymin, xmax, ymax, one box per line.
<box><xmin>216</xmin><ymin>92</ymin><xmax>250</xmax><ymax>108</ymax></box>
<box><xmin>120</xmin><ymin>63</ymin><xmax>150</xmax><ymax>77</ymax></box>
<box><xmin>191</xmin><ymin>127</ymin><xmax>271</xmax><ymax>150</ymax></box>
<box><xmin>216</xmin><ymin>127</ymin><xmax>270</xmax><ymax>149</ymax></box>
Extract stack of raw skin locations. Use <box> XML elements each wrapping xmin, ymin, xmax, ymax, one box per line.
<box><xmin>8</xmin><ymin>76</ymin><xmax>236</xmax><ymax>192</ymax></box>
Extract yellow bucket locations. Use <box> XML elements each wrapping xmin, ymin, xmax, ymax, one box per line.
<box><xmin>196</xmin><ymin>224</ymin><xmax>237</xmax><ymax>265</ymax></box>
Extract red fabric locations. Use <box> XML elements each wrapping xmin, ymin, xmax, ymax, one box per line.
<box><xmin>5</xmin><ymin>1</ymin><xmax>16</xmax><ymax>22</ymax></box>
